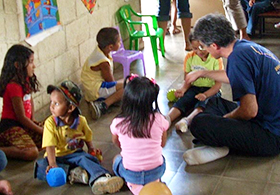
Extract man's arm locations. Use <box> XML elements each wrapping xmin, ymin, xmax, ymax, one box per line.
<box><xmin>185</xmin><ymin>70</ymin><xmax>230</xmax><ymax>84</ymax></box>
<box><xmin>224</xmin><ymin>94</ymin><xmax>258</xmax><ymax>120</ymax></box>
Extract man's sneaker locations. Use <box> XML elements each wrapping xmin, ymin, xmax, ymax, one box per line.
<box><xmin>89</xmin><ymin>101</ymin><xmax>108</xmax><ymax>120</ymax></box>
<box><xmin>91</xmin><ymin>174</ymin><xmax>124</xmax><ymax>195</ymax></box>
<box><xmin>68</xmin><ymin>167</ymin><xmax>89</xmax><ymax>185</ymax></box>
<box><xmin>183</xmin><ymin>146</ymin><xmax>229</xmax><ymax>165</ymax></box>
<box><xmin>175</xmin><ymin>117</ymin><xmax>189</xmax><ymax>133</ymax></box>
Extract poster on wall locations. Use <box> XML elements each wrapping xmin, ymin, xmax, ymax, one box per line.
<box><xmin>22</xmin><ymin>0</ymin><xmax>61</xmax><ymax>46</ymax></box>
<box><xmin>81</xmin><ymin>0</ymin><xmax>97</xmax><ymax>14</ymax></box>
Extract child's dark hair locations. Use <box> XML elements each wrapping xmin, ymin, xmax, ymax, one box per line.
<box><xmin>188</xmin><ymin>31</ymin><xmax>196</xmax><ymax>43</ymax></box>
<box><xmin>97</xmin><ymin>27</ymin><xmax>119</xmax><ymax>49</ymax></box>
<box><xmin>0</xmin><ymin>44</ymin><xmax>40</xmax><ymax>97</ymax></box>
<box><xmin>116</xmin><ymin>75</ymin><xmax>160</xmax><ymax>138</ymax></box>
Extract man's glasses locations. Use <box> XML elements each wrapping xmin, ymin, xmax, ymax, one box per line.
<box><xmin>198</xmin><ymin>45</ymin><xmax>206</xmax><ymax>51</ymax></box>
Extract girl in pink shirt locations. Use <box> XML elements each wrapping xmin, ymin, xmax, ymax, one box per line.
<box><xmin>0</xmin><ymin>44</ymin><xmax>43</xmax><ymax>161</ymax></box>
<box><xmin>111</xmin><ymin>75</ymin><xmax>170</xmax><ymax>195</ymax></box>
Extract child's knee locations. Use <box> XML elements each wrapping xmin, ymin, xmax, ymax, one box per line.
<box><xmin>22</xmin><ymin>147</ymin><xmax>39</xmax><ymax>161</ymax></box>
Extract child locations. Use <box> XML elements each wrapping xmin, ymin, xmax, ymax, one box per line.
<box><xmin>111</xmin><ymin>75</ymin><xmax>170</xmax><ymax>195</ymax></box>
<box><xmin>167</xmin><ymin>32</ymin><xmax>224</xmax><ymax>132</ymax></box>
<box><xmin>37</xmin><ymin>80</ymin><xmax>123</xmax><ymax>194</ymax></box>
<box><xmin>81</xmin><ymin>27</ymin><xmax>124</xmax><ymax>120</ymax></box>
<box><xmin>0</xmin><ymin>44</ymin><xmax>43</xmax><ymax>161</ymax></box>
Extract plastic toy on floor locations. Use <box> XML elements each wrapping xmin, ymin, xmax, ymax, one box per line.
<box><xmin>139</xmin><ymin>181</ymin><xmax>172</xmax><ymax>195</ymax></box>
<box><xmin>167</xmin><ymin>89</ymin><xmax>178</xmax><ymax>102</ymax></box>
<box><xmin>90</xmin><ymin>149</ymin><xmax>103</xmax><ymax>162</ymax></box>
<box><xmin>46</xmin><ymin>167</ymin><xmax>67</xmax><ymax>187</ymax></box>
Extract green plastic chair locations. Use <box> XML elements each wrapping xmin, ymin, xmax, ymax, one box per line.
<box><xmin>119</xmin><ymin>4</ymin><xmax>165</xmax><ymax>66</ymax></box>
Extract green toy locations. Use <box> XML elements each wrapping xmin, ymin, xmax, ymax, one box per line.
<box><xmin>167</xmin><ymin>89</ymin><xmax>178</xmax><ymax>102</ymax></box>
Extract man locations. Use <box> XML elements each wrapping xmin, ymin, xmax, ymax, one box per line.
<box><xmin>182</xmin><ymin>13</ymin><xmax>280</xmax><ymax>165</ymax></box>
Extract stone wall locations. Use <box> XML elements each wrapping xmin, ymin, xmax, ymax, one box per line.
<box><xmin>0</xmin><ymin>0</ymin><xmax>140</xmax><ymax>120</ymax></box>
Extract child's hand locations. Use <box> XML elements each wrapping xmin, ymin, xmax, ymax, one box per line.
<box><xmin>249</xmin><ymin>0</ymin><xmax>255</xmax><ymax>7</ymax></box>
<box><xmin>46</xmin><ymin>164</ymin><xmax>58</xmax><ymax>174</ymax></box>
<box><xmin>195</xmin><ymin>93</ymin><xmax>207</xmax><ymax>101</ymax></box>
<box><xmin>87</xmin><ymin>147</ymin><xmax>95</xmax><ymax>154</ymax></box>
<box><xmin>89</xmin><ymin>148</ymin><xmax>103</xmax><ymax>162</ymax></box>
<box><xmin>175</xmin><ymin>89</ymin><xmax>184</xmax><ymax>98</ymax></box>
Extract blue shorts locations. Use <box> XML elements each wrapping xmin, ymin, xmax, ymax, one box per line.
<box><xmin>113</xmin><ymin>155</ymin><xmax>166</xmax><ymax>185</ymax></box>
<box><xmin>157</xmin><ymin>0</ymin><xmax>192</xmax><ymax>21</ymax></box>
<box><xmin>98</xmin><ymin>81</ymin><xmax>117</xmax><ymax>100</ymax></box>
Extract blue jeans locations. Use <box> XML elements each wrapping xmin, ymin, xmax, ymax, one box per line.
<box><xmin>157</xmin><ymin>0</ymin><xmax>192</xmax><ymax>21</ymax></box>
<box><xmin>240</xmin><ymin>0</ymin><xmax>274</xmax><ymax>35</ymax></box>
<box><xmin>35</xmin><ymin>150</ymin><xmax>109</xmax><ymax>185</ymax></box>
<box><xmin>113</xmin><ymin>155</ymin><xmax>166</xmax><ymax>185</ymax></box>
<box><xmin>173</xmin><ymin>86</ymin><xmax>221</xmax><ymax>115</ymax></box>
<box><xmin>0</xmin><ymin>150</ymin><xmax>7</xmax><ymax>172</ymax></box>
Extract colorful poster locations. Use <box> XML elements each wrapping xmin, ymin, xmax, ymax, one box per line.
<box><xmin>22</xmin><ymin>0</ymin><xmax>60</xmax><ymax>38</ymax></box>
<box><xmin>81</xmin><ymin>0</ymin><xmax>97</xmax><ymax>14</ymax></box>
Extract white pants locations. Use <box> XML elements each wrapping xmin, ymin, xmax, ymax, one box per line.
<box><xmin>222</xmin><ymin>0</ymin><xmax>247</xmax><ymax>31</ymax></box>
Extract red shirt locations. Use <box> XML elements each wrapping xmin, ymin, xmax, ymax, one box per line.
<box><xmin>1</xmin><ymin>83</ymin><xmax>32</xmax><ymax>120</ymax></box>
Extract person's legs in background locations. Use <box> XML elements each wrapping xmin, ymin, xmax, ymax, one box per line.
<box><xmin>171</xmin><ymin>0</ymin><xmax>181</xmax><ymax>34</ymax></box>
<box><xmin>157</xmin><ymin>0</ymin><xmax>171</xmax><ymax>49</ymax></box>
<box><xmin>177</xmin><ymin>0</ymin><xmax>192</xmax><ymax>51</ymax></box>
<box><xmin>247</xmin><ymin>0</ymin><xmax>275</xmax><ymax>35</ymax></box>
<box><xmin>241</xmin><ymin>0</ymin><xmax>274</xmax><ymax>36</ymax></box>
<box><xmin>222</xmin><ymin>0</ymin><xmax>250</xmax><ymax>40</ymax></box>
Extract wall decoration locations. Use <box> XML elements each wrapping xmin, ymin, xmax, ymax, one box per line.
<box><xmin>81</xmin><ymin>0</ymin><xmax>97</xmax><ymax>14</ymax></box>
<box><xmin>22</xmin><ymin>0</ymin><xmax>61</xmax><ymax>46</ymax></box>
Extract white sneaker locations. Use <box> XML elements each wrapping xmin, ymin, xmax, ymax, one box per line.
<box><xmin>91</xmin><ymin>174</ymin><xmax>124</xmax><ymax>195</ymax></box>
<box><xmin>183</xmin><ymin>146</ymin><xmax>229</xmax><ymax>165</ymax></box>
<box><xmin>68</xmin><ymin>167</ymin><xmax>89</xmax><ymax>185</ymax></box>
<box><xmin>275</xmin><ymin>22</ymin><xmax>280</xmax><ymax>29</ymax></box>
<box><xmin>175</xmin><ymin>117</ymin><xmax>189</xmax><ymax>133</ymax></box>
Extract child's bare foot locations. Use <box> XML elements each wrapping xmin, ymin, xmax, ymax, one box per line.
<box><xmin>0</xmin><ymin>180</ymin><xmax>13</xmax><ymax>195</ymax></box>
<box><xmin>172</xmin><ymin>26</ymin><xmax>181</xmax><ymax>34</ymax></box>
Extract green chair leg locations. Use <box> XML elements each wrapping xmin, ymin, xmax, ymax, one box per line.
<box><xmin>150</xmin><ymin>37</ymin><xmax>159</xmax><ymax>65</ymax></box>
<box><xmin>135</xmin><ymin>39</ymin><xmax>139</xmax><ymax>51</ymax></box>
<box><xmin>159</xmin><ymin>36</ymin><xmax>165</xmax><ymax>57</ymax></box>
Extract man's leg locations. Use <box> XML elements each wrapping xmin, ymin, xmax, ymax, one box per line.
<box><xmin>190</xmin><ymin>97</ymin><xmax>280</xmax><ymax>156</ymax></box>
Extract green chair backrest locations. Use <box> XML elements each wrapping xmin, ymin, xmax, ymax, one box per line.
<box><xmin>119</xmin><ymin>5</ymin><xmax>140</xmax><ymax>36</ymax></box>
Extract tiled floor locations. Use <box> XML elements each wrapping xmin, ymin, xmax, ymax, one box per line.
<box><xmin>2</xmin><ymin>25</ymin><xmax>280</xmax><ymax>195</ymax></box>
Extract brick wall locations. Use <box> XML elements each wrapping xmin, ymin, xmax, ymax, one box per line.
<box><xmin>0</xmin><ymin>0</ymin><xmax>140</xmax><ymax>120</ymax></box>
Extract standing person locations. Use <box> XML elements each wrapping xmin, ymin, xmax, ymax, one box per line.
<box><xmin>157</xmin><ymin>0</ymin><xmax>192</xmax><ymax>51</ymax></box>
<box><xmin>240</xmin><ymin>0</ymin><xmax>275</xmax><ymax>36</ymax></box>
<box><xmin>167</xmin><ymin>32</ymin><xmax>223</xmax><ymax>133</ymax></box>
<box><xmin>222</xmin><ymin>0</ymin><xmax>251</xmax><ymax>40</ymax></box>
<box><xmin>36</xmin><ymin>80</ymin><xmax>124</xmax><ymax>194</ymax></box>
<box><xmin>182</xmin><ymin>13</ymin><xmax>280</xmax><ymax>165</ymax></box>
<box><xmin>0</xmin><ymin>44</ymin><xmax>43</xmax><ymax>161</ymax></box>
<box><xmin>111</xmin><ymin>75</ymin><xmax>169</xmax><ymax>195</ymax></box>
<box><xmin>81</xmin><ymin>27</ymin><xmax>124</xmax><ymax>120</ymax></box>
<box><xmin>0</xmin><ymin>150</ymin><xmax>13</xmax><ymax>195</ymax></box>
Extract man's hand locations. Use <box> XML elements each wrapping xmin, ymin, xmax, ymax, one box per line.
<box><xmin>185</xmin><ymin>71</ymin><xmax>203</xmax><ymax>84</ymax></box>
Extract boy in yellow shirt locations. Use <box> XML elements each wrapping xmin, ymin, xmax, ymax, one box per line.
<box><xmin>35</xmin><ymin>81</ymin><xmax>123</xmax><ymax>194</ymax></box>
